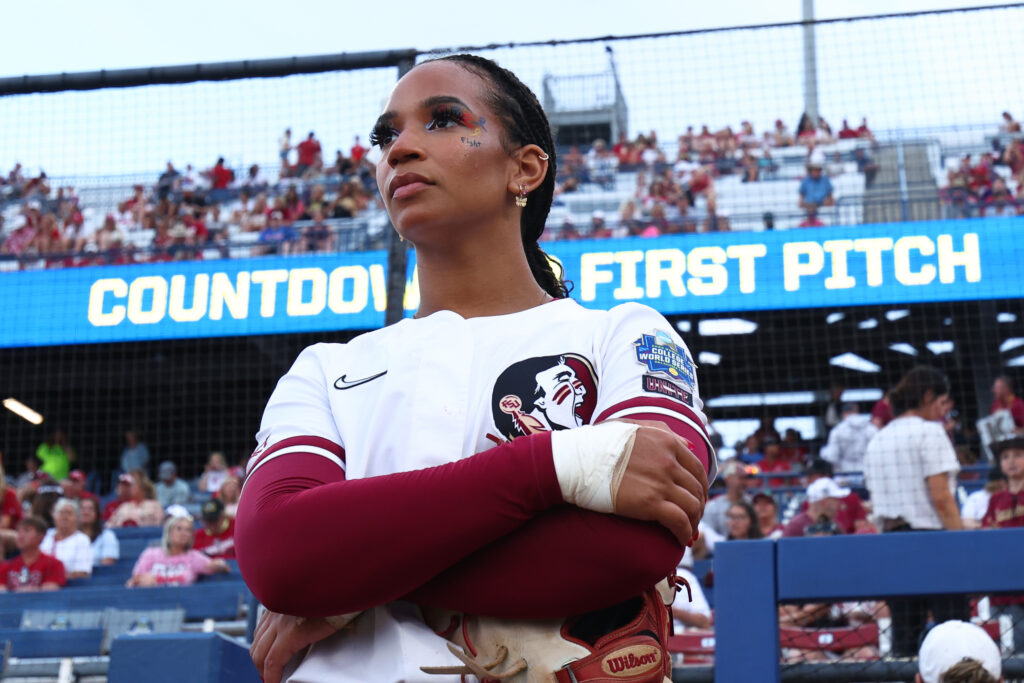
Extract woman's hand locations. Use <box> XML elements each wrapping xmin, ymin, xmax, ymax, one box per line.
<box><xmin>613</xmin><ymin>419</ymin><xmax>709</xmax><ymax>546</ymax></box>
<box><xmin>250</xmin><ymin>611</ymin><xmax>337</xmax><ymax>683</ymax></box>
<box><xmin>210</xmin><ymin>559</ymin><xmax>230</xmax><ymax>574</ymax></box>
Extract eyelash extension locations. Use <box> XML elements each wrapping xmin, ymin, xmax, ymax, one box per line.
<box><xmin>369</xmin><ymin>104</ymin><xmax>473</xmax><ymax>148</ymax></box>
<box><xmin>368</xmin><ymin>122</ymin><xmax>395</xmax><ymax>149</ymax></box>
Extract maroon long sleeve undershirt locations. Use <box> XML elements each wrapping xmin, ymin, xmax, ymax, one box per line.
<box><xmin>235</xmin><ymin>430</ymin><xmax>689</xmax><ymax>619</ymax></box>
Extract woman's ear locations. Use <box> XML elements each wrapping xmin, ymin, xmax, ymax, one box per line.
<box><xmin>508</xmin><ymin>144</ymin><xmax>549</xmax><ymax>195</ymax></box>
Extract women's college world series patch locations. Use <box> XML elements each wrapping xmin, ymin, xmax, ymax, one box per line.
<box><xmin>633</xmin><ymin>330</ymin><xmax>696</xmax><ymax>389</ymax></box>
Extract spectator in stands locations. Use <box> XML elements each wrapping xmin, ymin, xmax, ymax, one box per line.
<box><xmin>1000</xmin><ymin>111</ymin><xmax>1021</xmax><ymax>135</ymax></box>
<box><xmin>208</xmin><ymin>157</ymin><xmax>233</xmax><ymax>192</ymax></box>
<box><xmin>0</xmin><ymin>517</ymin><xmax>65</xmax><ymax>592</ymax></box>
<box><xmin>917</xmin><ymin>620</ymin><xmax>1002</xmax><ymax>683</ymax></box>
<box><xmin>838</xmin><ymin>119</ymin><xmax>858</xmax><ymax>140</ymax></box>
<box><xmin>278</xmin><ymin>128</ymin><xmax>292</xmax><ymax>175</ymax></box>
<box><xmin>816</xmin><ymin>117</ymin><xmax>834</xmax><ymax>144</ymax></box>
<box><xmin>864</xmin><ymin>365</ymin><xmax>966</xmax><ymax>657</ymax></box>
<box><xmin>35</xmin><ymin>429</ymin><xmax>75</xmax><ymax>483</ymax></box>
<box><xmin>586</xmin><ymin>139</ymin><xmax>619</xmax><ymax>190</ymax></box>
<box><xmin>752</xmin><ymin>491</ymin><xmax>784</xmax><ymax>539</ymax></box>
<box><xmin>193</xmin><ymin>498</ymin><xmax>235</xmax><ymax>559</ymax></box>
<box><xmin>103</xmin><ymin>474</ymin><xmax>134</xmax><ymax>521</ymax></box>
<box><xmin>797</xmin><ymin>208</ymin><xmax>824</xmax><ymax>228</ymax></box>
<box><xmin>156</xmin><ymin>162</ymin><xmax>180</xmax><ymax>199</ymax></box>
<box><xmin>990</xmin><ymin>375</ymin><xmax>1024</xmax><ymax>432</ymax></box>
<box><xmin>703</xmin><ymin>459</ymin><xmax>752</xmax><ymax>538</ymax></box>
<box><xmin>820</xmin><ymin>403</ymin><xmax>878</xmax><ymax>485</ymax></box>
<box><xmin>61</xmin><ymin>469</ymin><xmax>98</xmax><ymax>505</ymax></box>
<box><xmin>40</xmin><ymin>498</ymin><xmax>93</xmax><ymax>579</ymax></box>
<box><xmin>785</xmin><ymin>460</ymin><xmax>870</xmax><ymax>535</ymax></box>
<box><xmin>31</xmin><ymin>482</ymin><xmax>62</xmax><ymax>527</ymax></box>
<box><xmin>758</xmin><ymin>438</ymin><xmax>794</xmax><ymax>488</ymax></box>
<box><xmin>773</xmin><ymin>119</ymin><xmax>795</xmax><ymax>147</ymax></box>
<box><xmin>0</xmin><ymin>464</ymin><xmax>22</xmax><ymax>530</ymax></box>
<box><xmin>155</xmin><ymin>461</ymin><xmax>191</xmax><ymax>508</ymax></box>
<box><xmin>962</xmin><ymin>466</ymin><xmax>1007</xmax><ymax>530</ymax></box>
<box><xmin>258</xmin><ymin>210</ymin><xmax>297</xmax><ymax>256</ymax></box>
<box><xmin>982</xmin><ymin>176</ymin><xmax>1016</xmax><ymax>218</ymax></box>
<box><xmin>117</xmin><ymin>428</ymin><xmax>150</xmax><ymax>488</ymax></box>
<box><xmin>127</xmin><ymin>514</ymin><xmax>229</xmax><ymax>587</ymax></box>
<box><xmin>725</xmin><ymin>501</ymin><xmax>763</xmax><ymax>540</ymax></box>
<box><xmin>108</xmin><ymin>473</ymin><xmax>164</xmax><ymax>528</ymax></box>
<box><xmin>798</xmin><ymin>158</ymin><xmax>835</xmax><ymax>219</ymax></box>
<box><xmin>981</xmin><ymin>437</ymin><xmax>1024</xmax><ymax>650</ymax></box>
<box><xmin>796</xmin><ymin>113</ymin><xmax>818</xmax><ymax>145</ymax></box>
<box><xmin>218</xmin><ymin>476</ymin><xmax>241</xmax><ymax>518</ymax></box>
<box><xmin>242</xmin><ymin>164</ymin><xmax>268</xmax><ymax>193</ymax></box>
<box><xmin>856</xmin><ymin>117</ymin><xmax>875</xmax><ymax>142</ymax></box>
<box><xmin>854</xmin><ymin>148</ymin><xmax>879</xmax><ymax>187</ymax></box>
<box><xmin>199</xmin><ymin>452</ymin><xmax>230</xmax><ymax>493</ymax></box>
<box><xmin>13</xmin><ymin>455</ymin><xmax>40</xmax><ymax>491</ymax></box>
<box><xmin>783</xmin><ymin>477</ymin><xmax>848</xmax><ymax>537</ymax></box>
<box><xmin>295</xmin><ymin>132</ymin><xmax>322</xmax><ymax>179</ymax></box>
<box><xmin>78</xmin><ymin>497</ymin><xmax>118</xmax><ymax>566</ymax></box>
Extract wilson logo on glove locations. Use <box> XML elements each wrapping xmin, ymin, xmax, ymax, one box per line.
<box><xmin>600</xmin><ymin>645</ymin><xmax>661</xmax><ymax>677</ymax></box>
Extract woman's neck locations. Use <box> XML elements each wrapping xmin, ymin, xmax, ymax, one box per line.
<box><xmin>413</xmin><ymin>237</ymin><xmax>552</xmax><ymax>319</ymax></box>
<box><xmin>55</xmin><ymin>528</ymin><xmax>74</xmax><ymax>541</ymax></box>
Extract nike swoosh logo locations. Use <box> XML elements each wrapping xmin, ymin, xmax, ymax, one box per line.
<box><xmin>334</xmin><ymin>371</ymin><xmax>387</xmax><ymax>390</ymax></box>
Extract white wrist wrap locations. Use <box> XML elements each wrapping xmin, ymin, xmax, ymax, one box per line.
<box><xmin>550</xmin><ymin>421</ymin><xmax>639</xmax><ymax>514</ymax></box>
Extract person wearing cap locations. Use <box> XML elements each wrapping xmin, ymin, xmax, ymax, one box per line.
<box><xmin>155</xmin><ymin>461</ymin><xmax>191</xmax><ymax>509</ymax></box>
<box><xmin>752</xmin><ymin>491</ymin><xmax>784</xmax><ymax>539</ymax></box>
<box><xmin>864</xmin><ymin>365</ymin><xmax>966</xmax><ymax>657</ymax></box>
<box><xmin>917</xmin><ymin>620</ymin><xmax>1002</xmax><ymax>683</ymax></box>
<box><xmin>820</xmin><ymin>403</ymin><xmax>878</xmax><ymax>486</ymax></box>
<box><xmin>193</xmin><ymin>498</ymin><xmax>236</xmax><ymax>560</ymax></box>
<box><xmin>0</xmin><ymin>517</ymin><xmax>65</xmax><ymax>593</ymax></box>
<box><xmin>962</xmin><ymin>466</ymin><xmax>1007</xmax><ymax>529</ymax></box>
<box><xmin>783</xmin><ymin>477</ymin><xmax>850</xmax><ymax>537</ymax></box>
<box><xmin>103</xmin><ymin>473</ymin><xmax>134</xmax><ymax>522</ymax></box>
<box><xmin>798</xmin><ymin>155</ymin><xmax>835</xmax><ymax>219</ymax></box>
<box><xmin>981</xmin><ymin>436</ymin><xmax>1024</xmax><ymax>651</ymax></box>
<box><xmin>703</xmin><ymin>459</ymin><xmax>753</xmax><ymax>538</ymax></box>
<box><xmin>62</xmin><ymin>470</ymin><xmax>100</xmax><ymax>506</ymax></box>
<box><xmin>108</xmin><ymin>474</ymin><xmax>164</xmax><ymax>528</ymax></box>
<box><xmin>127</xmin><ymin>514</ymin><xmax>230</xmax><ymax>587</ymax></box>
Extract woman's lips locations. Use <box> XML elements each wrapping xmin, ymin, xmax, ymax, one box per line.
<box><xmin>392</xmin><ymin>181</ymin><xmax>430</xmax><ymax>200</ymax></box>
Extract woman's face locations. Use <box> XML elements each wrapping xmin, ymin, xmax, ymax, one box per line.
<box><xmin>169</xmin><ymin>521</ymin><xmax>193</xmax><ymax>550</ymax></box>
<box><xmin>922</xmin><ymin>392</ymin><xmax>951</xmax><ymax>421</ymax></box>
<box><xmin>80</xmin><ymin>500</ymin><xmax>97</xmax><ymax>525</ymax></box>
<box><xmin>726</xmin><ymin>504</ymin><xmax>752</xmax><ymax>539</ymax></box>
<box><xmin>55</xmin><ymin>505</ymin><xmax>78</xmax><ymax>534</ymax></box>
<box><xmin>372</xmin><ymin>60</ymin><xmax>516</xmax><ymax>244</ymax></box>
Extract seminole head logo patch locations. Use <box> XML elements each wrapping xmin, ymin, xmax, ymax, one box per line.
<box><xmin>634</xmin><ymin>330</ymin><xmax>696</xmax><ymax>388</ymax></box>
<box><xmin>491</xmin><ymin>354</ymin><xmax>598</xmax><ymax>440</ymax></box>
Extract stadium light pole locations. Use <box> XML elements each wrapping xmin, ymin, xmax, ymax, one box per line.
<box><xmin>802</xmin><ymin>0</ymin><xmax>820</xmax><ymax>127</ymax></box>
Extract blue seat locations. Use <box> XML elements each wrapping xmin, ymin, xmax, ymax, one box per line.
<box><xmin>0</xmin><ymin>627</ymin><xmax>104</xmax><ymax>658</ymax></box>
<box><xmin>112</xmin><ymin>526</ymin><xmax>163</xmax><ymax>541</ymax></box>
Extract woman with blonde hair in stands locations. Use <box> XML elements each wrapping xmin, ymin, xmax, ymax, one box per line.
<box><xmin>127</xmin><ymin>514</ymin><xmax>230</xmax><ymax>587</ymax></box>
<box><xmin>78</xmin><ymin>497</ymin><xmax>119</xmax><ymax>566</ymax></box>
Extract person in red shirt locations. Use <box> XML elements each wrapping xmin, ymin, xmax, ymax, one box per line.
<box><xmin>62</xmin><ymin>470</ymin><xmax>99</xmax><ymax>507</ymax></box>
<box><xmin>349</xmin><ymin>136</ymin><xmax>366</xmax><ymax>165</ymax></box>
<box><xmin>837</xmin><ymin>119</ymin><xmax>859</xmax><ymax>140</ymax></box>
<box><xmin>0</xmin><ymin>517</ymin><xmax>66</xmax><ymax>592</ymax></box>
<box><xmin>758</xmin><ymin>437</ymin><xmax>793</xmax><ymax>488</ymax></box>
<box><xmin>209</xmin><ymin>157</ymin><xmax>233</xmax><ymax>190</ymax></box>
<box><xmin>990</xmin><ymin>375</ymin><xmax>1024</xmax><ymax>432</ymax></box>
<box><xmin>0</xmin><ymin>464</ymin><xmax>22</xmax><ymax>530</ymax></box>
<box><xmin>982</xmin><ymin>436</ymin><xmax>1024</xmax><ymax>651</ymax></box>
<box><xmin>752</xmin><ymin>491</ymin><xmax>784</xmax><ymax>539</ymax></box>
<box><xmin>295</xmin><ymin>132</ymin><xmax>322</xmax><ymax>177</ymax></box>
<box><xmin>193</xmin><ymin>498</ymin><xmax>235</xmax><ymax>560</ymax></box>
<box><xmin>102</xmin><ymin>474</ymin><xmax>133</xmax><ymax>521</ymax></box>
<box><xmin>798</xmin><ymin>460</ymin><xmax>870</xmax><ymax>534</ymax></box>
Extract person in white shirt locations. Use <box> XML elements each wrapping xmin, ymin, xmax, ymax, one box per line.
<box><xmin>863</xmin><ymin>365</ymin><xmax>966</xmax><ymax>658</ymax></box>
<box><xmin>960</xmin><ymin>467</ymin><xmax>1007</xmax><ymax>529</ymax></box>
<box><xmin>820</xmin><ymin>403</ymin><xmax>878</xmax><ymax>485</ymax></box>
<box><xmin>40</xmin><ymin>498</ymin><xmax>94</xmax><ymax>579</ymax></box>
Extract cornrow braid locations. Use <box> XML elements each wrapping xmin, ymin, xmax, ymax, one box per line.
<box><xmin>434</xmin><ymin>54</ymin><xmax>568</xmax><ymax>299</ymax></box>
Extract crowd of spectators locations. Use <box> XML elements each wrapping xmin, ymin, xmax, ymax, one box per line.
<box><xmin>0</xmin><ymin>128</ymin><xmax>379</xmax><ymax>269</ymax></box>
<box><xmin>0</xmin><ymin>115</ymin><xmax>886</xmax><ymax>266</ymax></box>
<box><xmin>0</xmin><ymin>428</ymin><xmax>245</xmax><ymax>594</ymax></box>
<box><xmin>937</xmin><ymin>111</ymin><xmax>1024</xmax><ymax>219</ymax></box>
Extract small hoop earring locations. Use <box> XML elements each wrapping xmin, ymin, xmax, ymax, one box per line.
<box><xmin>514</xmin><ymin>185</ymin><xmax>528</xmax><ymax>208</ymax></box>
<box><xmin>538</xmin><ymin>152</ymin><xmax>550</xmax><ymax>161</ymax></box>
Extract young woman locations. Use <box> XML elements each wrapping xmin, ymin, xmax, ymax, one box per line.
<box><xmin>78</xmin><ymin>497</ymin><xmax>119</xmax><ymax>566</ymax></box>
<box><xmin>237</xmin><ymin>55</ymin><xmax>715</xmax><ymax>683</ymax></box>
<box><xmin>127</xmin><ymin>514</ymin><xmax>229</xmax><ymax>587</ymax></box>
<box><xmin>724</xmin><ymin>501</ymin><xmax>763</xmax><ymax>541</ymax></box>
<box><xmin>864</xmin><ymin>365</ymin><xmax>966</xmax><ymax>657</ymax></box>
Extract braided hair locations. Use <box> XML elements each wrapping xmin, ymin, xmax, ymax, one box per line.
<box><xmin>433</xmin><ymin>54</ymin><xmax>568</xmax><ymax>299</ymax></box>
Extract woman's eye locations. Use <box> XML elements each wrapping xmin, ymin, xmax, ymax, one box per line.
<box><xmin>369</xmin><ymin>127</ymin><xmax>396</xmax><ymax>148</ymax></box>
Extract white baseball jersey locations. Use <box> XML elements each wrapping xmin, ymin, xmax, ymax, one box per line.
<box><xmin>248</xmin><ymin>298</ymin><xmax>715</xmax><ymax>683</ymax></box>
